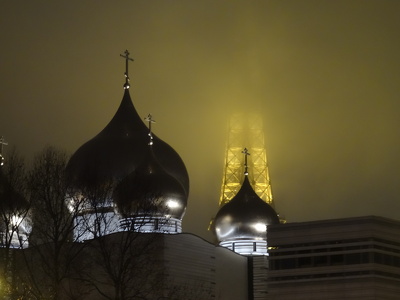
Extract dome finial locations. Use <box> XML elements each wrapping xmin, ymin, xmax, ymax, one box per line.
<box><xmin>144</xmin><ymin>114</ymin><xmax>156</xmax><ymax>145</ymax></box>
<box><xmin>242</xmin><ymin>147</ymin><xmax>250</xmax><ymax>176</ymax></box>
<box><xmin>120</xmin><ymin>50</ymin><xmax>134</xmax><ymax>89</ymax></box>
<box><xmin>0</xmin><ymin>136</ymin><xmax>8</xmax><ymax>167</ymax></box>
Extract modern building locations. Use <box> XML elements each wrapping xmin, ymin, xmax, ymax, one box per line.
<box><xmin>267</xmin><ymin>216</ymin><xmax>400</xmax><ymax>300</ymax></box>
<box><xmin>12</xmin><ymin>232</ymin><xmax>247</xmax><ymax>300</ymax></box>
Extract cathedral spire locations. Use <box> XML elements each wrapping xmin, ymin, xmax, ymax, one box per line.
<box><xmin>144</xmin><ymin>114</ymin><xmax>156</xmax><ymax>145</ymax></box>
<box><xmin>0</xmin><ymin>136</ymin><xmax>8</xmax><ymax>167</ymax></box>
<box><xmin>242</xmin><ymin>148</ymin><xmax>250</xmax><ymax>176</ymax></box>
<box><xmin>120</xmin><ymin>50</ymin><xmax>134</xmax><ymax>89</ymax></box>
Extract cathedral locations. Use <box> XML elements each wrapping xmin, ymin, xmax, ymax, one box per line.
<box><xmin>1</xmin><ymin>51</ymin><xmax>400</xmax><ymax>299</ymax></box>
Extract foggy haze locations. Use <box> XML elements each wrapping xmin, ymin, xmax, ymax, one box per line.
<box><xmin>1</xmin><ymin>1</ymin><xmax>400</xmax><ymax>241</ymax></box>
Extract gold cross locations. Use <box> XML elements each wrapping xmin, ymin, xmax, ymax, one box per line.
<box><xmin>242</xmin><ymin>148</ymin><xmax>250</xmax><ymax>175</ymax></box>
<box><xmin>120</xmin><ymin>50</ymin><xmax>134</xmax><ymax>89</ymax></box>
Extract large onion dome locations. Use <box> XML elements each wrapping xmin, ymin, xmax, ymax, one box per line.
<box><xmin>213</xmin><ymin>173</ymin><xmax>279</xmax><ymax>254</ymax></box>
<box><xmin>65</xmin><ymin>89</ymin><xmax>189</xmax><ymax>196</ymax></box>
<box><xmin>113</xmin><ymin>143</ymin><xmax>187</xmax><ymax>232</ymax></box>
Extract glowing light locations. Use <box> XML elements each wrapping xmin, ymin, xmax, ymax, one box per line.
<box><xmin>167</xmin><ymin>200</ymin><xmax>180</xmax><ymax>208</ymax></box>
<box><xmin>253</xmin><ymin>222</ymin><xmax>266</xmax><ymax>232</ymax></box>
<box><xmin>11</xmin><ymin>215</ymin><xmax>22</xmax><ymax>227</ymax></box>
<box><xmin>220</xmin><ymin>240</ymin><xmax>268</xmax><ymax>255</ymax></box>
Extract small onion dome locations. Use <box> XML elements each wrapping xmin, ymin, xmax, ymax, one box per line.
<box><xmin>66</xmin><ymin>89</ymin><xmax>189</xmax><ymax>196</ymax></box>
<box><xmin>0</xmin><ymin>170</ymin><xmax>28</xmax><ymax>214</ymax></box>
<box><xmin>113</xmin><ymin>145</ymin><xmax>187</xmax><ymax>220</ymax></box>
<box><xmin>213</xmin><ymin>175</ymin><xmax>279</xmax><ymax>243</ymax></box>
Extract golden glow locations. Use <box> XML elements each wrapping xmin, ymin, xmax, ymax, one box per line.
<box><xmin>219</xmin><ymin>114</ymin><xmax>274</xmax><ymax>207</ymax></box>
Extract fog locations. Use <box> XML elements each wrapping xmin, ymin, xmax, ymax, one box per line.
<box><xmin>1</xmin><ymin>1</ymin><xmax>400</xmax><ymax>240</ymax></box>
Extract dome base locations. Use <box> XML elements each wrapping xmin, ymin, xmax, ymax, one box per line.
<box><xmin>74</xmin><ymin>210</ymin><xmax>120</xmax><ymax>242</ymax></box>
<box><xmin>220</xmin><ymin>239</ymin><xmax>269</xmax><ymax>256</ymax></box>
<box><xmin>119</xmin><ymin>216</ymin><xmax>182</xmax><ymax>234</ymax></box>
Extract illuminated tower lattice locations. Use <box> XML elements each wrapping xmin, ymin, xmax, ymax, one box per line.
<box><xmin>219</xmin><ymin>114</ymin><xmax>274</xmax><ymax>207</ymax></box>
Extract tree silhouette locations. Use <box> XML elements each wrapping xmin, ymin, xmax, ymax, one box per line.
<box><xmin>0</xmin><ymin>147</ymin><xmax>30</xmax><ymax>298</ymax></box>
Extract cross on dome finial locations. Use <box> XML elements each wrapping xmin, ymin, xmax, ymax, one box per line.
<box><xmin>0</xmin><ymin>136</ymin><xmax>8</xmax><ymax>167</ymax></box>
<box><xmin>120</xmin><ymin>50</ymin><xmax>134</xmax><ymax>89</ymax></box>
<box><xmin>144</xmin><ymin>114</ymin><xmax>156</xmax><ymax>145</ymax></box>
<box><xmin>242</xmin><ymin>147</ymin><xmax>250</xmax><ymax>175</ymax></box>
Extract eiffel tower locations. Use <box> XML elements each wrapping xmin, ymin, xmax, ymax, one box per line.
<box><xmin>219</xmin><ymin>114</ymin><xmax>274</xmax><ymax>208</ymax></box>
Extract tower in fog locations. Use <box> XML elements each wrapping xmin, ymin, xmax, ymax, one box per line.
<box><xmin>219</xmin><ymin>113</ymin><xmax>274</xmax><ymax>207</ymax></box>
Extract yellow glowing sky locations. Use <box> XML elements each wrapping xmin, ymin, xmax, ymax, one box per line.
<box><xmin>1</xmin><ymin>1</ymin><xmax>400</xmax><ymax>241</ymax></box>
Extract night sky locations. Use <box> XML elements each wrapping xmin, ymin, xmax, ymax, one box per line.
<box><xmin>1</xmin><ymin>1</ymin><xmax>400</xmax><ymax>241</ymax></box>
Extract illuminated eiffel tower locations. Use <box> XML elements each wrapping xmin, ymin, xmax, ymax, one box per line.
<box><xmin>219</xmin><ymin>114</ymin><xmax>274</xmax><ymax>208</ymax></box>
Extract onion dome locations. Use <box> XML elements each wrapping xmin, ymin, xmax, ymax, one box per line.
<box><xmin>65</xmin><ymin>88</ymin><xmax>189</xmax><ymax>196</ymax></box>
<box><xmin>113</xmin><ymin>144</ymin><xmax>187</xmax><ymax>221</ymax></box>
<box><xmin>213</xmin><ymin>174</ymin><xmax>279</xmax><ymax>243</ymax></box>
